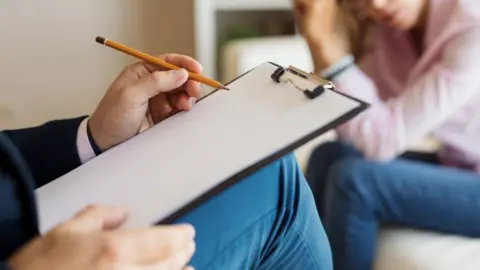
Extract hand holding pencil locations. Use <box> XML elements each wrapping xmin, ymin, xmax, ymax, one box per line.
<box><xmin>95</xmin><ymin>36</ymin><xmax>229</xmax><ymax>90</ymax></box>
<box><xmin>88</xmin><ymin>36</ymin><xmax>228</xmax><ymax>151</ymax></box>
<box><xmin>88</xmin><ymin>52</ymin><xmax>205</xmax><ymax>151</ymax></box>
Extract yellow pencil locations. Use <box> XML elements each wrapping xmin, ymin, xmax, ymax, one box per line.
<box><xmin>95</xmin><ymin>36</ymin><xmax>229</xmax><ymax>90</ymax></box>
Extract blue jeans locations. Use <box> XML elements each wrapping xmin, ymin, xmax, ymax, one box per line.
<box><xmin>305</xmin><ymin>141</ymin><xmax>480</xmax><ymax>270</ymax></box>
<box><xmin>174</xmin><ymin>153</ymin><xmax>333</xmax><ymax>270</ymax></box>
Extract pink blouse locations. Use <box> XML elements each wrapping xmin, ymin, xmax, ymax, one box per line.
<box><xmin>330</xmin><ymin>0</ymin><xmax>480</xmax><ymax>172</ymax></box>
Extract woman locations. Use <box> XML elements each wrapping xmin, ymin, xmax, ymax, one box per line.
<box><xmin>294</xmin><ymin>0</ymin><xmax>480</xmax><ymax>269</ymax></box>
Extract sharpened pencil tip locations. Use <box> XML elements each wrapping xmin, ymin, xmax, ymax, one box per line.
<box><xmin>95</xmin><ymin>36</ymin><xmax>106</xmax><ymax>45</ymax></box>
<box><xmin>218</xmin><ymin>85</ymin><xmax>230</xmax><ymax>91</ymax></box>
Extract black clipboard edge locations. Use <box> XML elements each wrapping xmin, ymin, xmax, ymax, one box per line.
<box><xmin>196</xmin><ymin>64</ymin><xmax>259</xmax><ymax>103</ymax></box>
<box><xmin>156</xmin><ymin>62</ymin><xmax>370</xmax><ymax>225</ymax></box>
<box><xmin>165</xmin><ymin>64</ymin><xmax>258</xmax><ymax>119</ymax></box>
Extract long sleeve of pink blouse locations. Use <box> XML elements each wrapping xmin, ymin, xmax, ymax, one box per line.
<box><xmin>327</xmin><ymin>29</ymin><xmax>480</xmax><ymax>162</ymax></box>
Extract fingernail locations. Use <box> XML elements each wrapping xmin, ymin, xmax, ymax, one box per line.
<box><xmin>188</xmin><ymin>241</ymin><xmax>196</xmax><ymax>253</ymax></box>
<box><xmin>111</xmin><ymin>205</ymin><xmax>128</xmax><ymax>216</ymax></box>
<box><xmin>84</xmin><ymin>204</ymin><xmax>96</xmax><ymax>210</ymax></box>
<box><xmin>170</xmin><ymin>69</ymin><xmax>188</xmax><ymax>82</ymax></box>
<box><xmin>187</xmin><ymin>225</ymin><xmax>196</xmax><ymax>238</ymax></box>
<box><xmin>185</xmin><ymin>266</ymin><xmax>195</xmax><ymax>270</ymax></box>
<box><xmin>178</xmin><ymin>223</ymin><xmax>196</xmax><ymax>238</ymax></box>
<box><xmin>189</xmin><ymin>97</ymin><xmax>196</xmax><ymax>107</ymax></box>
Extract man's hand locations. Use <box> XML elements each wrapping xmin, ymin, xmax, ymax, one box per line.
<box><xmin>88</xmin><ymin>54</ymin><xmax>203</xmax><ymax>151</ymax></box>
<box><xmin>8</xmin><ymin>205</ymin><xmax>196</xmax><ymax>270</ymax></box>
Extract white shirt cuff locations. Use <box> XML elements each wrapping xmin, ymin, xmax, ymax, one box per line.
<box><xmin>76</xmin><ymin>118</ymin><xmax>96</xmax><ymax>164</ymax></box>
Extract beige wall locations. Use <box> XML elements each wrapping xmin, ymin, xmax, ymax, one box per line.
<box><xmin>0</xmin><ymin>0</ymin><xmax>195</xmax><ymax>129</ymax></box>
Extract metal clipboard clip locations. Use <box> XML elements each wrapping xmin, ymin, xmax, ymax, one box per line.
<box><xmin>271</xmin><ymin>65</ymin><xmax>336</xmax><ymax>99</ymax></box>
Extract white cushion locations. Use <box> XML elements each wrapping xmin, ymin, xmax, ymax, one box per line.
<box><xmin>221</xmin><ymin>35</ymin><xmax>480</xmax><ymax>269</ymax></box>
<box><xmin>375</xmin><ymin>228</ymin><xmax>480</xmax><ymax>270</ymax></box>
<box><xmin>220</xmin><ymin>35</ymin><xmax>313</xmax><ymax>83</ymax></box>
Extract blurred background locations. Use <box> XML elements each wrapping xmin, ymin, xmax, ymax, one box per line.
<box><xmin>3</xmin><ymin>2</ymin><xmax>480</xmax><ymax>269</ymax></box>
<box><xmin>0</xmin><ymin>0</ymin><xmax>311</xmax><ymax>129</ymax></box>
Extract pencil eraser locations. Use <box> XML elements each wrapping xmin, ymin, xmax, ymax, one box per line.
<box><xmin>95</xmin><ymin>36</ymin><xmax>106</xmax><ymax>44</ymax></box>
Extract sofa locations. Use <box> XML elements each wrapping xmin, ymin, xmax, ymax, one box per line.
<box><xmin>221</xmin><ymin>35</ymin><xmax>480</xmax><ymax>270</ymax></box>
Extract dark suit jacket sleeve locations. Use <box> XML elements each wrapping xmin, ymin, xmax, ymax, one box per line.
<box><xmin>4</xmin><ymin>116</ymin><xmax>88</xmax><ymax>188</ymax></box>
<box><xmin>0</xmin><ymin>261</ymin><xmax>12</xmax><ymax>270</ymax></box>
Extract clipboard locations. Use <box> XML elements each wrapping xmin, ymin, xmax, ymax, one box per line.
<box><xmin>35</xmin><ymin>61</ymin><xmax>369</xmax><ymax>233</ymax></box>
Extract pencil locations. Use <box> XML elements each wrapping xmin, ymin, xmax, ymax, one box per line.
<box><xmin>95</xmin><ymin>36</ymin><xmax>229</xmax><ymax>90</ymax></box>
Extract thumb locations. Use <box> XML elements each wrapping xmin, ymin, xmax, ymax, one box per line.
<box><xmin>136</xmin><ymin>69</ymin><xmax>189</xmax><ymax>100</ymax></box>
<box><xmin>69</xmin><ymin>205</ymin><xmax>128</xmax><ymax>232</ymax></box>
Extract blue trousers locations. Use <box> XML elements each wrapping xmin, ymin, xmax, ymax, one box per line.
<box><xmin>174</xmin><ymin>154</ymin><xmax>333</xmax><ymax>270</ymax></box>
<box><xmin>305</xmin><ymin>141</ymin><xmax>480</xmax><ymax>270</ymax></box>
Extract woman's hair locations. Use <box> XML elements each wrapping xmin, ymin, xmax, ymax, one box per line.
<box><xmin>336</xmin><ymin>1</ymin><xmax>374</xmax><ymax>61</ymax></box>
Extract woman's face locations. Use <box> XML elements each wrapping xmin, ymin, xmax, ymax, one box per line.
<box><xmin>346</xmin><ymin>0</ymin><xmax>428</xmax><ymax>31</ymax></box>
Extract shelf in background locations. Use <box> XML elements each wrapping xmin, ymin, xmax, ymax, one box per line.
<box><xmin>215</xmin><ymin>0</ymin><xmax>291</xmax><ymax>11</ymax></box>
